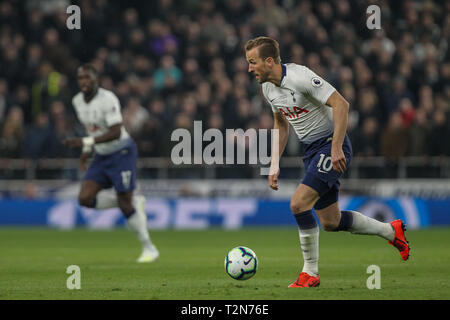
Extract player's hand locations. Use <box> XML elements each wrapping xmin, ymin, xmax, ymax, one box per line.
<box><xmin>79</xmin><ymin>152</ymin><xmax>89</xmax><ymax>171</ymax></box>
<box><xmin>268</xmin><ymin>168</ymin><xmax>280</xmax><ymax>190</ymax></box>
<box><xmin>63</xmin><ymin>137</ymin><xmax>83</xmax><ymax>148</ymax></box>
<box><xmin>331</xmin><ymin>146</ymin><xmax>346</xmax><ymax>174</ymax></box>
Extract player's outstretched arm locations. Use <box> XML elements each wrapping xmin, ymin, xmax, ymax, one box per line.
<box><xmin>63</xmin><ymin>124</ymin><xmax>122</xmax><ymax>149</ymax></box>
<box><xmin>326</xmin><ymin>91</ymin><xmax>349</xmax><ymax>174</ymax></box>
<box><xmin>268</xmin><ymin>112</ymin><xmax>289</xmax><ymax>190</ymax></box>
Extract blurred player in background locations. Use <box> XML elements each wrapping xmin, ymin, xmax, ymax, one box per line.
<box><xmin>64</xmin><ymin>64</ymin><xmax>159</xmax><ymax>263</ymax></box>
<box><xmin>245</xmin><ymin>37</ymin><xmax>410</xmax><ymax>288</ymax></box>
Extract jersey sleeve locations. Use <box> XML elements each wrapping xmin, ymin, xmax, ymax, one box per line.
<box><xmin>293</xmin><ymin>66</ymin><xmax>336</xmax><ymax>105</ymax></box>
<box><xmin>103</xmin><ymin>92</ymin><xmax>123</xmax><ymax>126</ymax></box>
<box><xmin>261</xmin><ymin>84</ymin><xmax>279</xmax><ymax>113</ymax></box>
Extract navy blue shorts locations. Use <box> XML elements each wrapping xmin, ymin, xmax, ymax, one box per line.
<box><xmin>84</xmin><ymin>140</ymin><xmax>138</xmax><ymax>193</ymax></box>
<box><xmin>301</xmin><ymin>134</ymin><xmax>353</xmax><ymax>210</ymax></box>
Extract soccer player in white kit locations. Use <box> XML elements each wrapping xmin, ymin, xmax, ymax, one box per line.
<box><xmin>245</xmin><ymin>37</ymin><xmax>410</xmax><ymax>287</ymax></box>
<box><xmin>64</xmin><ymin>64</ymin><xmax>159</xmax><ymax>263</ymax></box>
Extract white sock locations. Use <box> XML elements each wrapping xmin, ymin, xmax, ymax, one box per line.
<box><xmin>95</xmin><ymin>192</ymin><xmax>118</xmax><ymax>209</ymax></box>
<box><xmin>127</xmin><ymin>210</ymin><xmax>154</xmax><ymax>252</ymax></box>
<box><xmin>298</xmin><ymin>226</ymin><xmax>319</xmax><ymax>277</ymax></box>
<box><xmin>95</xmin><ymin>193</ymin><xmax>155</xmax><ymax>252</ymax></box>
<box><xmin>349</xmin><ymin>210</ymin><xmax>394</xmax><ymax>241</ymax></box>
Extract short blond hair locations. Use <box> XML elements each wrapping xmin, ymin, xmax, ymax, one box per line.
<box><xmin>245</xmin><ymin>36</ymin><xmax>281</xmax><ymax>64</ymax></box>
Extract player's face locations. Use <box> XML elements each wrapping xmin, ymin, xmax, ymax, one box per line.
<box><xmin>246</xmin><ymin>47</ymin><xmax>271</xmax><ymax>84</ymax></box>
<box><xmin>77</xmin><ymin>68</ymin><xmax>98</xmax><ymax>95</ymax></box>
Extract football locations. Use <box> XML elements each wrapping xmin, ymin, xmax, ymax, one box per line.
<box><xmin>224</xmin><ymin>246</ymin><xmax>258</xmax><ymax>280</ymax></box>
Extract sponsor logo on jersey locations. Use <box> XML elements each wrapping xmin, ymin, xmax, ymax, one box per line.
<box><xmin>279</xmin><ymin>106</ymin><xmax>309</xmax><ymax>119</ymax></box>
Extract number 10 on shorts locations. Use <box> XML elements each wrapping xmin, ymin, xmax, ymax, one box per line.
<box><xmin>317</xmin><ymin>153</ymin><xmax>332</xmax><ymax>173</ymax></box>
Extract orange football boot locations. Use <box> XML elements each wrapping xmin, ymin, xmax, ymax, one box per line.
<box><xmin>288</xmin><ymin>272</ymin><xmax>320</xmax><ymax>288</ymax></box>
<box><xmin>388</xmin><ymin>219</ymin><xmax>410</xmax><ymax>261</ymax></box>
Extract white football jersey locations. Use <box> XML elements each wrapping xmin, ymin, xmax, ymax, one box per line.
<box><xmin>262</xmin><ymin>63</ymin><xmax>336</xmax><ymax>144</ymax></box>
<box><xmin>72</xmin><ymin>88</ymin><xmax>131</xmax><ymax>155</ymax></box>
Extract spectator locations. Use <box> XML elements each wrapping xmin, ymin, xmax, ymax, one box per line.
<box><xmin>427</xmin><ymin>111</ymin><xmax>450</xmax><ymax>156</ymax></box>
<box><xmin>383</xmin><ymin>76</ymin><xmax>415</xmax><ymax>115</ymax></box>
<box><xmin>153</xmin><ymin>55</ymin><xmax>182</xmax><ymax>92</ymax></box>
<box><xmin>41</xmin><ymin>28</ymin><xmax>76</xmax><ymax>75</ymax></box>
<box><xmin>148</xmin><ymin>20</ymin><xmax>179</xmax><ymax>58</ymax></box>
<box><xmin>24</xmin><ymin>112</ymin><xmax>57</xmax><ymax>159</ymax></box>
<box><xmin>380</xmin><ymin>112</ymin><xmax>409</xmax><ymax>160</ymax></box>
<box><xmin>398</xmin><ymin>98</ymin><xmax>416</xmax><ymax>128</ymax></box>
<box><xmin>49</xmin><ymin>100</ymin><xmax>76</xmax><ymax>157</ymax></box>
<box><xmin>357</xmin><ymin>87</ymin><xmax>380</xmax><ymax>125</ymax></box>
<box><xmin>0</xmin><ymin>106</ymin><xmax>24</xmax><ymax>158</ymax></box>
<box><xmin>0</xmin><ymin>79</ymin><xmax>9</xmax><ymax>123</ymax></box>
<box><xmin>123</xmin><ymin>97</ymin><xmax>150</xmax><ymax>139</ymax></box>
<box><xmin>408</xmin><ymin>108</ymin><xmax>431</xmax><ymax>156</ymax></box>
<box><xmin>352</xmin><ymin>117</ymin><xmax>380</xmax><ymax>157</ymax></box>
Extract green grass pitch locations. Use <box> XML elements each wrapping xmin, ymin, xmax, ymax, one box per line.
<box><xmin>0</xmin><ymin>227</ymin><xmax>449</xmax><ymax>300</ymax></box>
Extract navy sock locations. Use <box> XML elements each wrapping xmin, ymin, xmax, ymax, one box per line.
<box><xmin>293</xmin><ymin>210</ymin><xmax>318</xmax><ymax>230</ymax></box>
<box><xmin>333</xmin><ymin>210</ymin><xmax>354</xmax><ymax>231</ymax></box>
<box><xmin>79</xmin><ymin>198</ymin><xmax>96</xmax><ymax>208</ymax></box>
<box><xmin>123</xmin><ymin>208</ymin><xmax>136</xmax><ymax>219</ymax></box>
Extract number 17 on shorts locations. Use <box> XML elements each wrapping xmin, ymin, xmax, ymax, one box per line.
<box><xmin>121</xmin><ymin>170</ymin><xmax>132</xmax><ymax>190</ymax></box>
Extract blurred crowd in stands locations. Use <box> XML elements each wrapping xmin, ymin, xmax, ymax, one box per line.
<box><xmin>0</xmin><ymin>0</ymin><xmax>449</xmax><ymax>163</ymax></box>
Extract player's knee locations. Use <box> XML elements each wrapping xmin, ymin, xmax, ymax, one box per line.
<box><xmin>290</xmin><ymin>198</ymin><xmax>310</xmax><ymax>214</ymax></box>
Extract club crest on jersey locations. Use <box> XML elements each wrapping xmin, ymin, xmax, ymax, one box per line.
<box><xmin>86</xmin><ymin>124</ymin><xmax>99</xmax><ymax>132</ymax></box>
<box><xmin>311</xmin><ymin>77</ymin><xmax>323</xmax><ymax>87</ymax></box>
<box><xmin>290</xmin><ymin>91</ymin><xmax>296</xmax><ymax>102</ymax></box>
